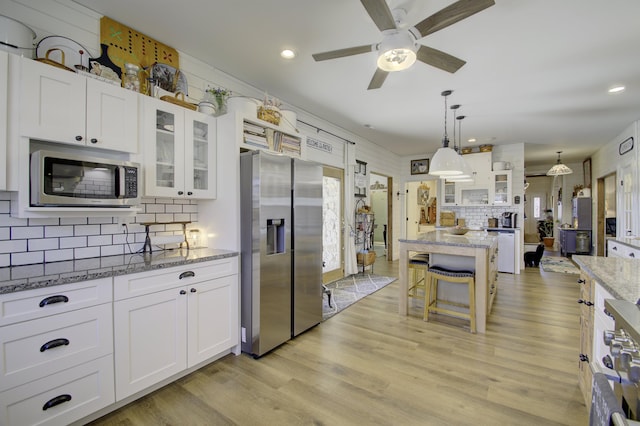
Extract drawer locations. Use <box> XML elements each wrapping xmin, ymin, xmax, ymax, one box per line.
<box><xmin>114</xmin><ymin>257</ymin><xmax>238</xmax><ymax>300</ymax></box>
<box><xmin>0</xmin><ymin>278</ymin><xmax>112</xmax><ymax>326</ymax></box>
<box><xmin>0</xmin><ymin>303</ymin><xmax>113</xmax><ymax>392</ymax></box>
<box><xmin>0</xmin><ymin>354</ymin><xmax>114</xmax><ymax>426</ymax></box>
<box><xmin>607</xmin><ymin>240</ymin><xmax>627</xmax><ymax>258</ymax></box>
<box><xmin>594</xmin><ymin>282</ymin><xmax>615</xmax><ymax>323</ymax></box>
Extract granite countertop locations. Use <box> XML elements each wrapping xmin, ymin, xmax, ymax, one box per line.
<box><xmin>611</xmin><ymin>237</ymin><xmax>640</xmax><ymax>250</ymax></box>
<box><xmin>0</xmin><ymin>248</ymin><xmax>239</xmax><ymax>295</ymax></box>
<box><xmin>399</xmin><ymin>230</ymin><xmax>497</xmax><ymax>249</ymax></box>
<box><xmin>573</xmin><ymin>255</ymin><xmax>640</xmax><ymax>302</ymax></box>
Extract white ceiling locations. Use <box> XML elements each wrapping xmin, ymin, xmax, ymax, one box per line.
<box><xmin>73</xmin><ymin>0</ymin><xmax>640</xmax><ymax>167</ymax></box>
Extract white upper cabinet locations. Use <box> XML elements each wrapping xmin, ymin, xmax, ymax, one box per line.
<box><xmin>142</xmin><ymin>96</ymin><xmax>217</xmax><ymax>199</ymax></box>
<box><xmin>16</xmin><ymin>57</ymin><xmax>138</xmax><ymax>153</ymax></box>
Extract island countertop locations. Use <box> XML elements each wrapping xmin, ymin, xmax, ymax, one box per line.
<box><xmin>573</xmin><ymin>255</ymin><xmax>640</xmax><ymax>302</ymax></box>
<box><xmin>0</xmin><ymin>248</ymin><xmax>239</xmax><ymax>295</ymax></box>
<box><xmin>398</xmin><ymin>230</ymin><xmax>498</xmax><ymax>333</ymax></box>
<box><xmin>400</xmin><ymin>230</ymin><xmax>498</xmax><ymax>248</ymax></box>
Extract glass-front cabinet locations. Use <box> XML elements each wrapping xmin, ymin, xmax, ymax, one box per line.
<box><xmin>441</xmin><ymin>179</ymin><xmax>457</xmax><ymax>206</ymax></box>
<box><xmin>491</xmin><ymin>170</ymin><xmax>512</xmax><ymax>205</ymax></box>
<box><xmin>144</xmin><ymin>97</ymin><xmax>216</xmax><ymax>199</ymax></box>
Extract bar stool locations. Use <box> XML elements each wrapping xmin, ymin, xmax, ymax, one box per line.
<box><xmin>424</xmin><ymin>265</ymin><xmax>476</xmax><ymax>333</ymax></box>
<box><xmin>408</xmin><ymin>253</ymin><xmax>429</xmax><ymax>300</ymax></box>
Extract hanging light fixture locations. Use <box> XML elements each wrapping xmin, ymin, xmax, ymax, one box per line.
<box><xmin>429</xmin><ymin>90</ymin><xmax>465</xmax><ymax>177</ymax></box>
<box><xmin>546</xmin><ymin>151</ymin><xmax>573</xmax><ymax>176</ymax></box>
<box><xmin>376</xmin><ymin>31</ymin><xmax>418</xmax><ymax>72</ymax></box>
<box><xmin>446</xmin><ymin>113</ymin><xmax>475</xmax><ymax>183</ymax></box>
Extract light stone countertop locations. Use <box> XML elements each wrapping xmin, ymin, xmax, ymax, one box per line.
<box><xmin>0</xmin><ymin>248</ymin><xmax>238</xmax><ymax>295</ymax></box>
<box><xmin>400</xmin><ymin>230</ymin><xmax>498</xmax><ymax>249</ymax></box>
<box><xmin>611</xmin><ymin>237</ymin><xmax>640</xmax><ymax>250</ymax></box>
<box><xmin>573</xmin><ymin>255</ymin><xmax>640</xmax><ymax>302</ymax></box>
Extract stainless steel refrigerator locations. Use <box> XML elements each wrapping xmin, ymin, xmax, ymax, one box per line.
<box><xmin>240</xmin><ymin>150</ymin><xmax>323</xmax><ymax>357</ymax></box>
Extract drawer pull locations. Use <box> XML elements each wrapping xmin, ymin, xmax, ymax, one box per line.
<box><xmin>630</xmin><ymin>253</ymin><xmax>636</xmax><ymax>258</ymax></box>
<box><xmin>42</xmin><ymin>394</ymin><xmax>72</xmax><ymax>411</ymax></box>
<box><xmin>578</xmin><ymin>299</ymin><xmax>594</xmax><ymax>306</ymax></box>
<box><xmin>613</xmin><ymin>246</ymin><xmax>618</xmax><ymax>251</ymax></box>
<box><xmin>40</xmin><ymin>338</ymin><xmax>70</xmax><ymax>352</ymax></box>
<box><xmin>39</xmin><ymin>295</ymin><xmax>69</xmax><ymax>308</ymax></box>
<box><xmin>577</xmin><ymin>278</ymin><xmax>585</xmax><ymax>284</ymax></box>
<box><xmin>179</xmin><ymin>271</ymin><xmax>195</xmax><ymax>279</ymax></box>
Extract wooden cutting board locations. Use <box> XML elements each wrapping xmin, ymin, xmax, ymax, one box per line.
<box><xmin>99</xmin><ymin>16</ymin><xmax>179</xmax><ymax>72</ymax></box>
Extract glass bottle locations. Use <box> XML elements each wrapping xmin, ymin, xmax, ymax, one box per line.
<box><xmin>123</xmin><ymin>63</ymin><xmax>140</xmax><ymax>92</ymax></box>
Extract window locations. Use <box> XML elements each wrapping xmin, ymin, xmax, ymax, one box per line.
<box><xmin>533</xmin><ymin>197</ymin><xmax>541</xmax><ymax>219</ymax></box>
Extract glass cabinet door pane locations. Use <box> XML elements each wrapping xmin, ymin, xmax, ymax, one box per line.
<box><xmin>192</xmin><ymin>120</ymin><xmax>209</xmax><ymax>191</ymax></box>
<box><xmin>494</xmin><ymin>173</ymin><xmax>508</xmax><ymax>204</ymax></box>
<box><xmin>156</xmin><ymin>110</ymin><xmax>176</xmax><ymax>188</ymax></box>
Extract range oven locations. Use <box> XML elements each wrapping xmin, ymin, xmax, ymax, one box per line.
<box><xmin>30</xmin><ymin>150</ymin><xmax>140</xmax><ymax>207</ymax></box>
<box><xmin>592</xmin><ymin>299</ymin><xmax>640</xmax><ymax>425</ymax></box>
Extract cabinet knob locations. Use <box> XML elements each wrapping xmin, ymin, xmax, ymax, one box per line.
<box><xmin>90</xmin><ymin>138</ymin><xmax>98</xmax><ymax>144</ymax></box>
<box><xmin>178</xmin><ymin>191</ymin><xmax>184</xmax><ymax>195</ymax></box>
<box><xmin>579</xmin><ymin>354</ymin><xmax>589</xmax><ymax>362</ymax></box>
<box><xmin>187</xmin><ymin>191</ymin><xmax>193</xmax><ymax>196</ymax></box>
<box><xmin>577</xmin><ymin>278</ymin><xmax>585</xmax><ymax>284</ymax></box>
<box><xmin>190</xmin><ymin>288</ymin><xmax>197</xmax><ymax>293</ymax></box>
<box><xmin>630</xmin><ymin>253</ymin><xmax>636</xmax><ymax>258</ymax></box>
<box><xmin>179</xmin><ymin>290</ymin><xmax>187</xmax><ymax>295</ymax></box>
<box><xmin>75</xmin><ymin>135</ymin><xmax>83</xmax><ymax>141</ymax></box>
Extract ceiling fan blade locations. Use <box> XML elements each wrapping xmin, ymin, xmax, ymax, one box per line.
<box><xmin>360</xmin><ymin>0</ymin><xmax>396</xmax><ymax>31</ymax></box>
<box><xmin>416</xmin><ymin>45</ymin><xmax>466</xmax><ymax>73</ymax></box>
<box><xmin>367</xmin><ymin>68</ymin><xmax>389</xmax><ymax>90</ymax></box>
<box><xmin>413</xmin><ymin>0</ymin><xmax>495</xmax><ymax>38</ymax></box>
<box><xmin>312</xmin><ymin>44</ymin><xmax>374</xmax><ymax>62</ymax></box>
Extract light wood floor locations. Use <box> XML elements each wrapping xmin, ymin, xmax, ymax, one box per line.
<box><xmin>89</xmin><ymin>256</ymin><xmax>588</xmax><ymax>425</ymax></box>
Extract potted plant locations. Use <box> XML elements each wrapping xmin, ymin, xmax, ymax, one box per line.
<box><xmin>538</xmin><ymin>219</ymin><xmax>555</xmax><ymax>248</ymax></box>
<box><xmin>204</xmin><ymin>86</ymin><xmax>231</xmax><ymax>116</ymax></box>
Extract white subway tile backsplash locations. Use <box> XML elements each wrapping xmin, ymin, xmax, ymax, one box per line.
<box><xmin>60</xmin><ymin>236</ymin><xmax>88</xmax><ymax>249</ymax></box>
<box><xmin>11</xmin><ymin>226</ymin><xmax>44</xmax><ymax>239</ymax></box>
<box><xmin>45</xmin><ymin>225</ymin><xmax>75</xmax><ymax>238</ymax></box>
<box><xmin>74</xmin><ymin>224</ymin><xmax>101</xmax><ymax>236</ymax></box>
<box><xmin>12</xmin><ymin>251</ymin><xmax>44</xmax><ymax>266</ymax></box>
<box><xmin>0</xmin><ymin>194</ymin><xmax>199</xmax><ymax>267</ymax></box>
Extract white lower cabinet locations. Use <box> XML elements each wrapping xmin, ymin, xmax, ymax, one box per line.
<box><xmin>113</xmin><ymin>258</ymin><xmax>239</xmax><ymax>400</ymax></box>
<box><xmin>0</xmin><ymin>278</ymin><xmax>114</xmax><ymax>426</ymax></box>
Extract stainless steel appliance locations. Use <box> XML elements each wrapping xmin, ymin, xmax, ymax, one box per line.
<box><xmin>240</xmin><ymin>151</ymin><xmax>323</xmax><ymax>357</ymax></box>
<box><xmin>501</xmin><ymin>212</ymin><xmax>517</xmax><ymax>228</ymax></box>
<box><xmin>30</xmin><ymin>150</ymin><xmax>140</xmax><ymax>207</ymax></box>
<box><xmin>593</xmin><ymin>299</ymin><xmax>640</xmax><ymax>424</ymax></box>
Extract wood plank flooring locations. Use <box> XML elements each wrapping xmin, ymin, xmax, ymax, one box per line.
<box><xmin>89</xmin><ymin>257</ymin><xmax>588</xmax><ymax>425</ymax></box>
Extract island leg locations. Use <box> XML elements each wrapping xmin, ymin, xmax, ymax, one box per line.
<box><xmin>399</xmin><ymin>244</ymin><xmax>408</xmax><ymax>315</ymax></box>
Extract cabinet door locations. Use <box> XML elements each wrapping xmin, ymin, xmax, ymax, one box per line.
<box><xmin>185</xmin><ymin>112</ymin><xmax>217</xmax><ymax>199</ymax></box>
<box><xmin>19</xmin><ymin>57</ymin><xmax>85</xmax><ymax>143</ymax></box>
<box><xmin>86</xmin><ymin>78</ymin><xmax>138</xmax><ymax>153</ymax></box>
<box><xmin>143</xmin><ymin>98</ymin><xmax>186</xmax><ymax>198</ymax></box>
<box><xmin>113</xmin><ymin>287</ymin><xmax>187</xmax><ymax>400</ymax></box>
<box><xmin>440</xmin><ymin>179</ymin><xmax>457</xmax><ymax>206</ymax></box>
<box><xmin>187</xmin><ymin>274</ymin><xmax>238</xmax><ymax>366</ymax></box>
<box><xmin>492</xmin><ymin>171</ymin><xmax>512</xmax><ymax>205</ymax></box>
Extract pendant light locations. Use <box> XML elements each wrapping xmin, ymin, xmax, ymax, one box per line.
<box><xmin>546</xmin><ymin>151</ymin><xmax>573</xmax><ymax>176</ymax></box>
<box><xmin>429</xmin><ymin>90</ymin><xmax>465</xmax><ymax>177</ymax></box>
<box><xmin>446</xmin><ymin>113</ymin><xmax>474</xmax><ymax>183</ymax></box>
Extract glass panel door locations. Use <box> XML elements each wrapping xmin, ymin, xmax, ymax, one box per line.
<box><xmin>156</xmin><ymin>109</ymin><xmax>176</xmax><ymax>189</ymax></box>
<box><xmin>192</xmin><ymin>119</ymin><xmax>209</xmax><ymax>191</ymax></box>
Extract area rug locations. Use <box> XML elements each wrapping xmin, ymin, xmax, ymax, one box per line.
<box><xmin>323</xmin><ymin>274</ymin><xmax>396</xmax><ymax>320</ymax></box>
<box><xmin>540</xmin><ymin>257</ymin><xmax>580</xmax><ymax>274</ymax></box>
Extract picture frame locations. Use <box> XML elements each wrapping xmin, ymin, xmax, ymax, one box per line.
<box><xmin>583</xmin><ymin>158</ymin><xmax>592</xmax><ymax>188</ymax></box>
<box><xmin>411</xmin><ymin>158</ymin><xmax>429</xmax><ymax>175</ymax></box>
<box><xmin>354</xmin><ymin>160</ymin><xmax>367</xmax><ymax>197</ymax></box>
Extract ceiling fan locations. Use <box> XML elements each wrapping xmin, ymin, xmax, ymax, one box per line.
<box><xmin>312</xmin><ymin>0</ymin><xmax>495</xmax><ymax>90</ymax></box>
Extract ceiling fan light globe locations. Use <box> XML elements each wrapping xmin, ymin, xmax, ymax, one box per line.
<box><xmin>376</xmin><ymin>30</ymin><xmax>417</xmax><ymax>72</ymax></box>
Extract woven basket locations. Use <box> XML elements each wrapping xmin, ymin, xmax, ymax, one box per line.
<box><xmin>257</xmin><ymin>106</ymin><xmax>281</xmax><ymax>125</ymax></box>
<box><xmin>479</xmin><ymin>144</ymin><xmax>493</xmax><ymax>152</ymax></box>
<box><xmin>35</xmin><ymin>48</ymin><xmax>75</xmax><ymax>73</ymax></box>
<box><xmin>357</xmin><ymin>252</ymin><xmax>376</xmax><ymax>266</ymax></box>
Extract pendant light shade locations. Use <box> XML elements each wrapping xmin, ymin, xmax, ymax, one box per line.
<box><xmin>546</xmin><ymin>151</ymin><xmax>573</xmax><ymax>176</ymax></box>
<box><xmin>429</xmin><ymin>90</ymin><xmax>464</xmax><ymax>177</ymax></box>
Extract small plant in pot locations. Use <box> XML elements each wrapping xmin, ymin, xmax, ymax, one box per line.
<box><xmin>538</xmin><ymin>219</ymin><xmax>555</xmax><ymax>247</ymax></box>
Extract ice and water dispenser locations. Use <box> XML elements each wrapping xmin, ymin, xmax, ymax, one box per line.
<box><xmin>266</xmin><ymin>219</ymin><xmax>285</xmax><ymax>255</ymax></box>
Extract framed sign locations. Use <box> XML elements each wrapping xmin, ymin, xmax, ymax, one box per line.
<box><xmin>619</xmin><ymin>137</ymin><xmax>634</xmax><ymax>156</ymax></box>
<box><xmin>411</xmin><ymin>158</ymin><xmax>429</xmax><ymax>175</ymax></box>
<box><xmin>583</xmin><ymin>158</ymin><xmax>592</xmax><ymax>188</ymax></box>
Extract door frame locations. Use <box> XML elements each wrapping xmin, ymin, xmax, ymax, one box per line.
<box><xmin>322</xmin><ymin>166</ymin><xmax>344</xmax><ymax>284</ymax></box>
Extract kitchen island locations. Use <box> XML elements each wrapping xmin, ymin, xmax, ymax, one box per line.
<box><xmin>399</xmin><ymin>230</ymin><xmax>498</xmax><ymax>333</ymax></box>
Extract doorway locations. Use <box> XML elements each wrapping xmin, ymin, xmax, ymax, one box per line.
<box><xmin>405</xmin><ymin>180</ymin><xmax>438</xmax><ymax>239</ymax></box>
<box><xmin>322</xmin><ymin>166</ymin><xmax>344</xmax><ymax>284</ymax></box>
<box><xmin>370</xmin><ymin>172</ymin><xmax>392</xmax><ymax>261</ymax></box>
<box><xmin>597</xmin><ymin>173</ymin><xmax>616</xmax><ymax>256</ymax></box>
<box><xmin>523</xmin><ymin>176</ymin><xmax>553</xmax><ymax>245</ymax></box>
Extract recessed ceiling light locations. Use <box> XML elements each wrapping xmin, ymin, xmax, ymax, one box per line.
<box><xmin>468</xmin><ymin>138</ymin><xmax>477</xmax><ymax>143</ymax></box>
<box><xmin>280</xmin><ymin>49</ymin><xmax>296</xmax><ymax>59</ymax></box>
<box><xmin>609</xmin><ymin>85</ymin><xmax>625</xmax><ymax>94</ymax></box>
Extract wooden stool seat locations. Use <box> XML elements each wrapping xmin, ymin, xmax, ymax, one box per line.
<box><xmin>407</xmin><ymin>254</ymin><xmax>429</xmax><ymax>299</ymax></box>
<box><xmin>424</xmin><ymin>265</ymin><xmax>476</xmax><ymax>333</ymax></box>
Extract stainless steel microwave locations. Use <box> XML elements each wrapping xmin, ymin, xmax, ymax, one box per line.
<box><xmin>30</xmin><ymin>150</ymin><xmax>140</xmax><ymax>207</ymax></box>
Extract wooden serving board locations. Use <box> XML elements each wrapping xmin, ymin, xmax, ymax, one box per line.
<box><xmin>99</xmin><ymin>16</ymin><xmax>179</xmax><ymax>72</ymax></box>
